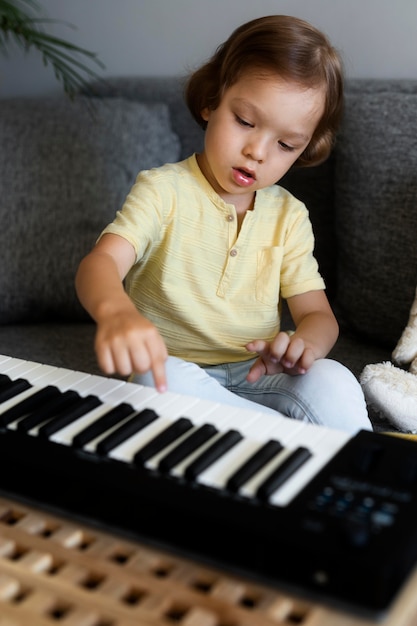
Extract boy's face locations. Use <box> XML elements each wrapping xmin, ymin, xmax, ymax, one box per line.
<box><xmin>197</xmin><ymin>72</ymin><xmax>325</xmax><ymax>209</ymax></box>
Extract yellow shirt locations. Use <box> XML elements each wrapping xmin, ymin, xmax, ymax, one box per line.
<box><xmin>100</xmin><ymin>155</ymin><xmax>325</xmax><ymax>365</ymax></box>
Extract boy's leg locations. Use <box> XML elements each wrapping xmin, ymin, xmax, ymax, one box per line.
<box><xmin>208</xmin><ymin>358</ymin><xmax>372</xmax><ymax>434</ymax></box>
<box><xmin>131</xmin><ymin>356</ymin><xmax>280</xmax><ymax>416</ymax></box>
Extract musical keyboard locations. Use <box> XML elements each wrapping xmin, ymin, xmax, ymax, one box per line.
<box><xmin>1</xmin><ymin>354</ymin><xmax>417</xmax><ymax>616</ymax></box>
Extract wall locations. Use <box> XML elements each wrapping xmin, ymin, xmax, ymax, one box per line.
<box><xmin>0</xmin><ymin>0</ymin><xmax>416</xmax><ymax>98</ymax></box>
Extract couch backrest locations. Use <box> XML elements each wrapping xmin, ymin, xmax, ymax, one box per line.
<box><xmin>334</xmin><ymin>79</ymin><xmax>417</xmax><ymax>347</ymax></box>
<box><xmin>0</xmin><ymin>95</ymin><xmax>180</xmax><ymax>323</ymax></box>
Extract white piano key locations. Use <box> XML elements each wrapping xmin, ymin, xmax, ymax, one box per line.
<box><xmin>49</xmin><ymin>370</ymin><xmax>91</xmax><ymax>390</ymax></box>
<box><xmin>73</xmin><ymin>375</ymin><xmax>126</xmax><ymax>398</ymax></box>
<box><xmin>239</xmin><ymin>412</ymin><xmax>301</xmax><ymax>441</ymax></box>
<box><xmin>126</xmin><ymin>387</ymin><xmax>199</xmax><ymax>415</ymax></box>
<box><xmin>21</xmin><ymin>364</ymin><xmax>64</xmax><ymax>386</ymax></box>
<box><xmin>0</xmin><ymin>356</ymin><xmax>24</xmax><ymax>372</ymax></box>
<box><xmin>0</xmin><ymin>358</ymin><xmax>44</xmax><ymax>379</ymax></box>
<box><xmin>0</xmin><ymin>355</ymin><xmax>11</xmax><ymax>367</ymax></box>
<box><xmin>97</xmin><ymin>380</ymin><xmax>155</xmax><ymax>405</ymax></box>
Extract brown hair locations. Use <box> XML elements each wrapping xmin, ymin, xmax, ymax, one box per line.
<box><xmin>185</xmin><ymin>15</ymin><xmax>343</xmax><ymax>166</ymax></box>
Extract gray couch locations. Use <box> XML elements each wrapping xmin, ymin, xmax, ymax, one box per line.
<box><xmin>1</xmin><ymin>77</ymin><xmax>417</xmax><ymax>430</ymax></box>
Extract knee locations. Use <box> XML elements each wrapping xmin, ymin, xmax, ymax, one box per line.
<box><xmin>307</xmin><ymin>359</ymin><xmax>371</xmax><ymax>432</ymax></box>
<box><xmin>307</xmin><ymin>359</ymin><xmax>364</xmax><ymax>402</ymax></box>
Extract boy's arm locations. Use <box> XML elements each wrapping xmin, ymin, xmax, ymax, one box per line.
<box><xmin>246</xmin><ymin>290</ymin><xmax>338</xmax><ymax>381</ymax></box>
<box><xmin>75</xmin><ymin>233</ymin><xmax>168</xmax><ymax>391</ymax></box>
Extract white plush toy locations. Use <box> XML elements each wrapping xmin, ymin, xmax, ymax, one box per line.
<box><xmin>360</xmin><ymin>287</ymin><xmax>417</xmax><ymax>432</ymax></box>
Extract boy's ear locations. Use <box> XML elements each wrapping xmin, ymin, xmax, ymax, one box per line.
<box><xmin>201</xmin><ymin>107</ymin><xmax>210</xmax><ymax>122</ymax></box>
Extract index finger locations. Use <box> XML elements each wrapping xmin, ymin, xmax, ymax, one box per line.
<box><xmin>151</xmin><ymin>358</ymin><xmax>168</xmax><ymax>393</ymax></box>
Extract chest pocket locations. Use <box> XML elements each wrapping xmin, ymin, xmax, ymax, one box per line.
<box><xmin>256</xmin><ymin>247</ymin><xmax>283</xmax><ymax>306</ymax></box>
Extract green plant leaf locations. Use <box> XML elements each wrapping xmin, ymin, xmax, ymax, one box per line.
<box><xmin>0</xmin><ymin>0</ymin><xmax>105</xmax><ymax>97</ymax></box>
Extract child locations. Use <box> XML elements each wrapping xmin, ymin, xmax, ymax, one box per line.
<box><xmin>76</xmin><ymin>15</ymin><xmax>371</xmax><ymax>433</ymax></box>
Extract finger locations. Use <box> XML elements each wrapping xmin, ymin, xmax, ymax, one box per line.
<box><xmin>245</xmin><ymin>339</ymin><xmax>268</xmax><ymax>355</ymax></box>
<box><xmin>96</xmin><ymin>346</ymin><xmax>116</xmax><ymax>375</ymax></box>
<box><xmin>282</xmin><ymin>347</ymin><xmax>315</xmax><ymax>376</ymax></box>
<box><xmin>280</xmin><ymin>336</ymin><xmax>305</xmax><ymax>368</ymax></box>
<box><xmin>95</xmin><ymin>334</ymin><xmax>120</xmax><ymax>374</ymax></box>
<box><xmin>246</xmin><ymin>357</ymin><xmax>267</xmax><ymax>383</ymax></box>
<box><xmin>298</xmin><ymin>347</ymin><xmax>315</xmax><ymax>372</ymax></box>
<box><xmin>151</xmin><ymin>361</ymin><xmax>168</xmax><ymax>393</ymax></box>
<box><xmin>142</xmin><ymin>338</ymin><xmax>168</xmax><ymax>393</ymax></box>
<box><xmin>269</xmin><ymin>332</ymin><xmax>291</xmax><ymax>362</ymax></box>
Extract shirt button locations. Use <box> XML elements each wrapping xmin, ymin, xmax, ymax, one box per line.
<box><xmin>227</xmin><ymin>214</ymin><xmax>234</xmax><ymax>222</ymax></box>
<box><xmin>230</xmin><ymin>249</ymin><xmax>238</xmax><ymax>257</ymax></box>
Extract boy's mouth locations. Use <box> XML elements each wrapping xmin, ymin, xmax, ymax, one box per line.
<box><xmin>233</xmin><ymin>167</ymin><xmax>256</xmax><ymax>186</ymax></box>
<box><xmin>237</xmin><ymin>167</ymin><xmax>255</xmax><ymax>179</ymax></box>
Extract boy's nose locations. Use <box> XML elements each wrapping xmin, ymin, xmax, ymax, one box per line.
<box><xmin>244</xmin><ymin>136</ymin><xmax>267</xmax><ymax>163</ymax></box>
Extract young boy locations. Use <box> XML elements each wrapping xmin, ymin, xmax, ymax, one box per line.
<box><xmin>76</xmin><ymin>15</ymin><xmax>371</xmax><ymax>433</ymax></box>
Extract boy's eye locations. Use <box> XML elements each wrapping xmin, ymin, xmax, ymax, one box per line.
<box><xmin>278</xmin><ymin>141</ymin><xmax>295</xmax><ymax>152</ymax></box>
<box><xmin>235</xmin><ymin>115</ymin><xmax>253</xmax><ymax>128</ymax></box>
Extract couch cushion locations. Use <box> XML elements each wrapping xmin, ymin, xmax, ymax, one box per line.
<box><xmin>85</xmin><ymin>77</ymin><xmax>205</xmax><ymax>160</ymax></box>
<box><xmin>280</xmin><ymin>156</ymin><xmax>336</xmax><ymax>299</ymax></box>
<box><xmin>335</xmin><ymin>88</ymin><xmax>417</xmax><ymax>348</ymax></box>
<box><xmin>0</xmin><ymin>96</ymin><xmax>180</xmax><ymax>323</ymax></box>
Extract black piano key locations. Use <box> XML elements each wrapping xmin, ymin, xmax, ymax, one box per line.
<box><xmin>225</xmin><ymin>439</ymin><xmax>283</xmax><ymax>493</ymax></box>
<box><xmin>71</xmin><ymin>402</ymin><xmax>136</xmax><ymax>448</ymax></box>
<box><xmin>37</xmin><ymin>395</ymin><xmax>102</xmax><ymax>438</ymax></box>
<box><xmin>157</xmin><ymin>423</ymin><xmax>218</xmax><ymax>473</ymax></box>
<box><xmin>133</xmin><ymin>417</ymin><xmax>194</xmax><ymax>466</ymax></box>
<box><xmin>17</xmin><ymin>390</ymin><xmax>80</xmax><ymax>433</ymax></box>
<box><xmin>96</xmin><ymin>408</ymin><xmax>159</xmax><ymax>455</ymax></box>
<box><xmin>256</xmin><ymin>446</ymin><xmax>312</xmax><ymax>501</ymax></box>
<box><xmin>0</xmin><ymin>374</ymin><xmax>16</xmax><ymax>388</ymax></box>
<box><xmin>0</xmin><ymin>386</ymin><xmax>62</xmax><ymax>427</ymax></box>
<box><xmin>184</xmin><ymin>429</ymin><xmax>243</xmax><ymax>482</ymax></box>
<box><xmin>0</xmin><ymin>378</ymin><xmax>31</xmax><ymax>404</ymax></box>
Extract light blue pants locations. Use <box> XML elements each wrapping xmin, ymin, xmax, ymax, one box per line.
<box><xmin>132</xmin><ymin>356</ymin><xmax>372</xmax><ymax>434</ymax></box>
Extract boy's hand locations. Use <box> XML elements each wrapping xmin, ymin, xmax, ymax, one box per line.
<box><xmin>95</xmin><ymin>306</ymin><xmax>168</xmax><ymax>392</ymax></box>
<box><xmin>245</xmin><ymin>332</ymin><xmax>315</xmax><ymax>382</ymax></box>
